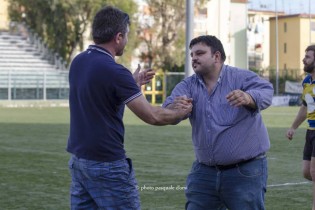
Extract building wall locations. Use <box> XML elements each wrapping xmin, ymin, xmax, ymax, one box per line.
<box><xmin>230</xmin><ymin>2</ymin><xmax>247</xmax><ymax>69</ymax></box>
<box><xmin>269</xmin><ymin>18</ymin><xmax>276</xmax><ymax>70</ymax></box>
<box><xmin>0</xmin><ymin>0</ymin><xmax>9</xmax><ymax>30</ymax></box>
<box><xmin>270</xmin><ymin>15</ymin><xmax>315</xmax><ymax>76</ymax></box>
<box><xmin>205</xmin><ymin>0</ymin><xmax>247</xmax><ymax>69</ymax></box>
<box><xmin>247</xmin><ymin>10</ymin><xmax>281</xmax><ymax>70</ymax></box>
<box><xmin>206</xmin><ymin>0</ymin><xmax>230</xmax><ymax>43</ymax></box>
<box><xmin>262</xmin><ymin>15</ymin><xmax>271</xmax><ymax>69</ymax></box>
<box><xmin>280</xmin><ymin>17</ymin><xmax>300</xmax><ymax>70</ymax></box>
<box><xmin>300</xmin><ymin>17</ymin><xmax>315</xmax><ymax>70</ymax></box>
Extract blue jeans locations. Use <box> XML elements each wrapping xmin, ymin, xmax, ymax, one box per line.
<box><xmin>185</xmin><ymin>157</ymin><xmax>267</xmax><ymax>210</ymax></box>
<box><xmin>68</xmin><ymin>155</ymin><xmax>140</xmax><ymax>210</ymax></box>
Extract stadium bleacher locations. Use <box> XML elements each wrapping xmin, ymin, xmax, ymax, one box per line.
<box><xmin>0</xmin><ymin>31</ymin><xmax>69</xmax><ymax>100</ymax></box>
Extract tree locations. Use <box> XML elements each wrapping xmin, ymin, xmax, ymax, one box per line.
<box><xmin>7</xmin><ymin>0</ymin><xmax>138</xmax><ymax>67</ymax></box>
<box><xmin>138</xmin><ymin>0</ymin><xmax>186</xmax><ymax>72</ymax></box>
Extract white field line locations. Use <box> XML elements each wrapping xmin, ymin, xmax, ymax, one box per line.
<box><xmin>263</xmin><ymin>110</ymin><xmax>300</xmax><ymax>115</ymax></box>
<box><xmin>267</xmin><ymin>181</ymin><xmax>311</xmax><ymax>188</ymax></box>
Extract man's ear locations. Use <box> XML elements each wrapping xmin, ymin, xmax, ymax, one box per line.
<box><xmin>114</xmin><ymin>32</ymin><xmax>123</xmax><ymax>44</ymax></box>
<box><xmin>214</xmin><ymin>51</ymin><xmax>221</xmax><ymax>62</ymax></box>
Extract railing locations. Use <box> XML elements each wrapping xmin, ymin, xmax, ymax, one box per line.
<box><xmin>9</xmin><ymin>22</ymin><xmax>67</xmax><ymax>71</ymax></box>
<box><xmin>0</xmin><ymin>70</ymin><xmax>69</xmax><ymax>100</ymax></box>
<box><xmin>142</xmin><ymin>72</ymin><xmax>185</xmax><ymax>104</ymax></box>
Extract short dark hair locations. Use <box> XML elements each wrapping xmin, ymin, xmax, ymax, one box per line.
<box><xmin>306</xmin><ymin>45</ymin><xmax>315</xmax><ymax>56</ymax></box>
<box><xmin>92</xmin><ymin>6</ymin><xmax>130</xmax><ymax>44</ymax></box>
<box><xmin>189</xmin><ymin>35</ymin><xmax>226</xmax><ymax>62</ymax></box>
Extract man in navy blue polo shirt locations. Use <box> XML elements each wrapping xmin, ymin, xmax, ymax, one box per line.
<box><xmin>66</xmin><ymin>6</ymin><xmax>192</xmax><ymax>210</ymax></box>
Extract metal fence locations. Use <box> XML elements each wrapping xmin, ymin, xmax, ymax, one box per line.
<box><xmin>0</xmin><ymin>69</ymin><xmax>302</xmax><ymax>101</ymax></box>
<box><xmin>147</xmin><ymin>69</ymin><xmax>304</xmax><ymax>104</ymax></box>
<box><xmin>142</xmin><ymin>72</ymin><xmax>185</xmax><ymax>104</ymax></box>
<box><xmin>0</xmin><ymin>70</ymin><xmax>69</xmax><ymax>100</ymax></box>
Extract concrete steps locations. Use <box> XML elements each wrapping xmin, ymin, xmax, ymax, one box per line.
<box><xmin>0</xmin><ymin>31</ymin><xmax>69</xmax><ymax>100</ymax></box>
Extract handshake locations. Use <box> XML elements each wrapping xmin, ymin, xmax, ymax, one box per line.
<box><xmin>167</xmin><ymin>95</ymin><xmax>193</xmax><ymax>119</ymax></box>
<box><xmin>172</xmin><ymin>95</ymin><xmax>193</xmax><ymax>109</ymax></box>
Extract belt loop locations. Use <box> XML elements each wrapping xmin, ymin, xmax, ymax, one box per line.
<box><xmin>255</xmin><ymin>153</ymin><xmax>266</xmax><ymax>160</ymax></box>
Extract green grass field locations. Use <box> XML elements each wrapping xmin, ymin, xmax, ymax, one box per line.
<box><xmin>0</xmin><ymin>106</ymin><xmax>312</xmax><ymax>209</ymax></box>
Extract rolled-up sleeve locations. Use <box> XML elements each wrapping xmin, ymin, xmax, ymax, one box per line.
<box><xmin>162</xmin><ymin>79</ymin><xmax>191</xmax><ymax>108</ymax></box>
<box><xmin>243</xmin><ymin>72</ymin><xmax>274</xmax><ymax>111</ymax></box>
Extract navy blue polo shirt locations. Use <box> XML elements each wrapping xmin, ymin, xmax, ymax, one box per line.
<box><xmin>67</xmin><ymin>45</ymin><xmax>141</xmax><ymax>162</ymax></box>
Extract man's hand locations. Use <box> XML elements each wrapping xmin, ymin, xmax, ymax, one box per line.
<box><xmin>133</xmin><ymin>64</ymin><xmax>155</xmax><ymax>87</ymax></box>
<box><xmin>169</xmin><ymin>95</ymin><xmax>193</xmax><ymax>120</ymax></box>
<box><xmin>167</xmin><ymin>95</ymin><xmax>193</xmax><ymax>111</ymax></box>
<box><xmin>226</xmin><ymin>89</ymin><xmax>255</xmax><ymax>108</ymax></box>
<box><xmin>286</xmin><ymin>128</ymin><xmax>295</xmax><ymax>140</ymax></box>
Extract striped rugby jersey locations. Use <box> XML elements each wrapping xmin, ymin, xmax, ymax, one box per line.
<box><xmin>302</xmin><ymin>75</ymin><xmax>315</xmax><ymax>129</ymax></box>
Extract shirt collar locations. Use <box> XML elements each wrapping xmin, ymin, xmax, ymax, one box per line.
<box><xmin>217</xmin><ymin>64</ymin><xmax>226</xmax><ymax>84</ymax></box>
<box><xmin>87</xmin><ymin>45</ymin><xmax>114</xmax><ymax>60</ymax></box>
<box><xmin>195</xmin><ymin>64</ymin><xmax>226</xmax><ymax>85</ymax></box>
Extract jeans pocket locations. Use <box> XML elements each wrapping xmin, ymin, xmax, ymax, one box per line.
<box><xmin>68</xmin><ymin>156</ymin><xmax>74</xmax><ymax>169</ymax></box>
<box><xmin>191</xmin><ymin>161</ymin><xmax>201</xmax><ymax>172</ymax></box>
<box><xmin>108</xmin><ymin>159</ymin><xmax>130</xmax><ymax>181</ymax></box>
<box><xmin>82</xmin><ymin>160</ymin><xmax>110</xmax><ymax>180</ymax></box>
<box><xmin>237</xmin><ymin>159</ymin><xmax>263</xmax><ymax>177</ymax></box>
<box><xmin>126</xmin><ymin>158</ymin><xmax>133</xmax><ymax>174</ymax></box>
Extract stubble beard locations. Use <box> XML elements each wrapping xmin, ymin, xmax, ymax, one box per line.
<box><xmin>304</xmin><ymin>60</ymin><xmax>315</xmax><ymax>73</ymax></box>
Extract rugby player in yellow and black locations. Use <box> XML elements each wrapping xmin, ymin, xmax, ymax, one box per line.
<box><xmin>286</xmin><ymin>45</ymin><xmax>315</xmax><ymax>210</ymax></box>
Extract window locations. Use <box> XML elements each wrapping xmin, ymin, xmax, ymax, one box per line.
<box><xmin>284</xmin><ymin>43</ymin><xmax>287</xmax><ymax>53</ymax></box>
<box><xmin>284</xmin><ymin>22</ymin><xmax>287</xmax><ymax>32</ymax></box>
<box><xmin>284</xmin><ymin>64</ymin><xmax>287</xmax><ymax>70</ymax></box>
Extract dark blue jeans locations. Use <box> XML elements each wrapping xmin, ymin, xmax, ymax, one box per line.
<box><xmin>185</xmin><ymin>157</ymin><xmax>267</xmax><ymax>210</ymax></box>
<box><xmin>68</xmin><ymin>155</ymin><xmax>140</xmax><ymax>210</ymax></box>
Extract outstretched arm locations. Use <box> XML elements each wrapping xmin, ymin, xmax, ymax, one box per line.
<box><xmin>165</xmin><ymin>95</ymin><xmax>193</xmax><ymax>110</ymax></box>
<box><xmin>286</xmin><ymin>104</ymin><xmax>307</xmax><ymax>140</ymax></box>
<box><xmin>127</xmin><ymin>94</ymin><xmax>193</xmax><ymax>126</ymax></box>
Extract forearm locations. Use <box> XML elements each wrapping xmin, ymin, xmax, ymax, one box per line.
<box><xmin>291</xmin><ymin>105</ymin><xmax>307</xmax><ymax>129</ymax></box>
<box><xmin>245</xmin><ymin>93</ymin><xmax>256</xmax><ymax>109</ymax></box>
<box><xmin>127</xmin><ymin>95</ymin><xmax>189</xmax><ymax>126</ymax></box>
<box><xmin>244</xmin><ymin>75</ymin><xmax>274</xmax><ymax>110</ymax></box>
<box><xmin>291</xmin><ymin>118</ymin><xmax>305</xmax><ymax>130</ymax></box>
<box><xmin>150</xmin><ymin>106</ymin><xmax>183</xmax><ymax>125</ymax></box>
<box><xmin>246</xmin><ymin>88</ymin><xmax>273</xmax><ymax>111</ymax></box>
